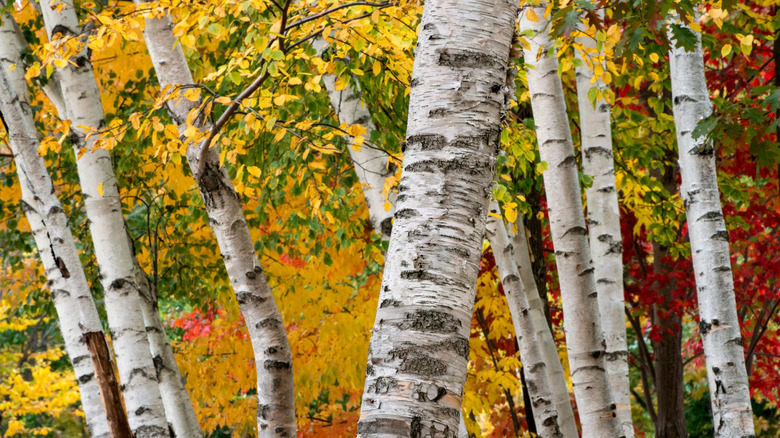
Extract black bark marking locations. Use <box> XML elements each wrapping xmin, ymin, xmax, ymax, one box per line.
<box><xmin>78</xmin><ymin>372</ymin><xmax>94</xmax><ymax>384</ymax></box>
<box><xmin>406</xmin><ymin>134</ymin><xmax>446</xmax><ymax>151</ymax></box>
<box><xmin>557</xmin><ymin>155</ymin><xmax>577</xmax><ymax>168</ymax></box>
<box><xmin>394</xmin><ymin>208</ymin><xmax>419</xmax><ymax>220</ymax></box>
<box><xmin>673</xmin><ymin>95</ymin><xmax>698</xmax><ymax>105</ymax></box>
<box><xmin>562</xmin><ymin>226</ymin><xmax>587</xmax><ymax>238</ymax></box>
<box><xmin>710</xmin><ymin>230</ymin><xmax>730</xmax><ymax>241</ymax></box>
<box><xmin>697</xmin><ymin>211</ymin><xmax>723</xmax><ymax>222</ymax></box>
<box><xmin>236</xmin><ymin>291</ymin><xmax>268</xmax><ymax>306</ymax></box>
<box><xmin>584</xmin><ymin>146</ymin><xmax>612</xmax><ymax>160</ymax></box>
<box><xmin>109</xmin><ymin>278</ymin><xmax>131</xmax><ymax>291</ymax></box>
<box><xmin>437</xmin><ymin>49</ymin><xmax>502</xmax><ymax>69</ymax></box>
<box><xmin>255</xmin><ymin>318</ymin><xmax>283</xmax><ymax>330</ymax></box>
<box><xmin>699</xmin><ymin>320</ymin><xmax>712</xmax><ymax>335</ymax></box>
<box><xmin>380</xmin><ymin>217</ymin><xmax>393</xmax><ymax>237</ymax></box>
<box><xmin>367</xmin><ymin>376</ymin><xmax>398</xmax><ymax>394</ymax></box>
<box><xmin>689</xmin><ymin>143</ymin><xmax>714</xmax><ymax>156</ymax></box>
<box><xmin>399</xmin><ymin>309</ymin><xmax>461</xmax><ymax>333</ymax></box>
<box><xmin>263</xmin><ymin>360</ymin><xmax>291</xmax><ymax>370</ymax></box>
<box><xmin>357</xmin><ymin>418</ymin><xmax>410</xmax><ymax>435</ymax></box>
<box><xmin>379</xmin><ymin>299</ymin><xmax>401</xmax><ymax>308</ymax></box>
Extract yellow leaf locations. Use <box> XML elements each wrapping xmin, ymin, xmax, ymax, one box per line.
<box><xmin>247</xmin><ymin>166</ymin><xmax>261</xmax><ymax>178</ymax></box>
<box><xmin>373</xmin><ymin>61</ymin><xmax>381</xmax><ymax>75</ymax></box>
<box><xmin>371</xmin><ymin>9</ymin><xmax>380</xmax><ymax>23</ymax></box>
<box><xmin>740</xmin><ymin>34</ymin><xmax>754</xmax><ymax>56</ymax></box>
<box><xmin>383</xmin><ymin>202</ymin><xmax>392</xmax><ymax>211</ymax></box>
<box><xmin>525</xmin><ymin>7</ymin><xmax>538</xmax><ymax>22</ymax></box>
<box><xmin>9</xmin><ymin>63</ymin><xmax>16</xmax><ymax>72</ymax></box>
<box><xmin>273</xmin><ymin>95</ymin><xmax>286</xmax><ymax>106</ymax></box>
<box><xmin>215</xmin><ymin>96</ymin><xmax>232</xmax><ymax>105</ymax></box>
<box><xmin>649</xmin><ymin>53</ymin><xmax>659</xmax><ymax>63</ymax></box>
<box><xmin>53</xmin><ymin>58</ymin><xmax>68</xmax><ymax>69</ymax></box>
<box><xmin>288</xmin><ymin>77</ymin><xmax>302</xmax><ymax>85</ymax></box>
<box><xmin>721</xmin><ymin>44</ymin><xmax>732</xmax><ymax>57</ymax></box>
<box><xmin>97</xmin><ymin>182</ymin><xmax>104</xmax><ymax>197</ymax></box>
<box><xmin>273</xmin><ymin>129</ymin><xmax>286</xmax><ymax>142</ymax></box>
<box><xmin>504</xmin><ymin>205</ymin><xmax>517</xmax><ymax>223</ymax></box>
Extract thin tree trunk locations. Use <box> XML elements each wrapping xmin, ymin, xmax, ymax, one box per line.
<box><xmin>574</xmin><ymin>16</ymin><xmax>633</xmax><ymax>436</ymax></box>
<box><xmin>135</xmin><ymin>8</ymin><xmax>296</xmax><ymax>435</ymax></box>
<box><xmin>519</xmin><ymin>4</ymin><xmax>622</xmax><ymax>436</ymax></box>
<box><xmin>39</xmin><ymin>1</ymin><xmax>171</xmax><ymax>435</ymax></box>
<box><xmin>311</xmin><ymin>37</ymin><xmax>396</xmax><ymax>239</ymax></box>
<box><xmin>486</xmin><ymin>199</ymin><xmax>564</xmax><ymax>437</ymax></box>
<box><xmin>84</xmin><ymin>332</ymin><xmax>134</xmax><ymax>438</ymax></box>
<box><xmin>356</xmin><ymin>0</ymin><xmax>518</xmax><ymax>434</ymax></box>
<box><xmin>667</xmin><ymin>18</ymin><xmax>755</xmax><ymax>437</ymax></box>
<box><xmin>507</xmin><ymin>219</ymin><xmax>578</xmax><ymax>437</ymax></box>
<box><xmin>0</xmin><ymin>48</ymin><xmax>111</xmax><ymax>438</ymax></box>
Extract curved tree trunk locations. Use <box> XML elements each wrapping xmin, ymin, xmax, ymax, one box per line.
<box><xmin>486</xmin><ymin>199</ymin><xmax>564</xmax><ymax>437</ymax></box>
<box><xmin>667</xmin><ymin>19</ymin><xmax>755</xmax><ymax>437</ymax></box>
<box><xmin>356</xmin><ymin>0</ymin><xmax>518</xmax><ymax>434</ymax></box>
<box><xmin>38</xmin><ymin>1</ymin><xmax>171</xmax><ymax>435</ymax></box>
<box><xmin>135</xmin><ymin>7</ymin><xmax>296</xmax><ymax>435</ymax></box>
<box><xmin>519</xmin><ymin>4</ymin><xmax>622</xmax><ymax>436</ymax></box>
<box><xmin>574</xmin><ymin>17</ymin><xmax>633</xmax><ymax>436</ymax></box>
<box><xmin>0</xmin><ymin>36</ymin><xmax>110</xmax><ymax>437</ymax></box>
<box><xmin>507</xmin><ymin>219</ymin><xmax>578</xmax><ymax>437</ymax></box>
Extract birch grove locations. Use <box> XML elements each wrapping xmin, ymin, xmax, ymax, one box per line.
<box><xmin>668</xmin><ymin>17</ymin><xmax>755</xmax><ymax>437</ymax></box>
<box><xmin>519</xmin><ymin>4</ymin><xmax>623</xmax><ymax>436</ymax></box>
<box><xmin>135</xmin><ymin>5</ymin><xmax>296</xmax><ymax>435</ymax></box>
<box><xmin>574</xmin><ymin>16</ymin><xmax>633</xmax><ymax>436</ymax></box>
<box><xmin>0</xmin><ymin>25</ymin><xmax>110</xmax><ymax>437</ymax></box>
<box><xmin>3</xmin><ymin>0</ymin><xmax>779</xmax><ymax>436</ymax></box>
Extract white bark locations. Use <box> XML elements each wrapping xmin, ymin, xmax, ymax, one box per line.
<box><xmin>506</xmin><ymin>219</ymin><xmax>578</xmax><ymax>438</ymax></box>
<box><xmin>356</xmin><ymin>0</ymin><xmax>518</xmax><ymax>434</ymax></box>
<box><xmin>311</xmin><ymin>37</ymin><xmax>396</xmax><ymax>239</ymax></box>
<box><xmin>486</xmin><ymin>199</ymin><xmax>563</xmax><ymax>438</ymax></box>
<box><xmin>135</xmin><ymin>8</ymin><xmax>296</xmax><ymax>436</ymax></box>
<box><xmin>574</xmin><ymin>18</ymin><xmax>633</xmax><ymax>436</ymax></box>
<box><xmin>667</xmin><ymin>19</ymin><xmax>755</xmax><ymax>437</ymax></box>
<box><xmin>0</xmin><ymin>30</ymin><xmax>111</xmax><ymax>438</ymax></box>
<box><xmin>38</xmin><ymin>1</ymin><xmax>171</xmax><ymax>435</ymax></box>
<box><xmin>132</xmin><ymin>246</ymin><xmax>203</xmax><ymax>438</ymax></box>
<box><xmin>518</xmin><ymin>4</ymin><xmax>623</xmax><ymax>436</ymax></box>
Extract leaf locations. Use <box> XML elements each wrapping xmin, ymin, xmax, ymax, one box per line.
<box><xmin>215</xmin><ymin>96</ymin><xmax>232</xmax><ymax>105</ymax></box>
<box><xmin>721</xmin><ymin>44</ymin><xmax>732</xmax><ymax>57</ymax></box>
<box><xmin>97</xmin><ymin>182</ymin><xmax>104</xmax><ymax>197</ymax></box>
<box><xmin>525</xmin><ymin>7</ymin><xmax>538</xmax><ymax>22</ymax></box>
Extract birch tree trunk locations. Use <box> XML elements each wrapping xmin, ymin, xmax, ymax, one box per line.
<box><xmin>136</xmin><ymin>7</ymin><xmax>296</xmax><ymax>435</ymax></box>
<box><xmin>0</xmin><ymin>43</ymin><xmax>110</xmax><ymax>437</ymax></box>
<box><xmin>311</xmin><ymin>37</ymin><xmax>396</xmax><ymax>239</ymax></box>
<box><xmin>507</xmin><ymin>219</ymin><xmax>578</xmax><ymax>438</ymax></box>
<box><xmin>486</xmin><ymin>199</ymin><xmax>564</xmax><ymax>437</ymax></box>
<box><xmin>574</xmin><ymin>18</ymin><xmax>633</xmax><ymax>436</ymax></box>
<box><xmin>356</xmin><ymin>0</ymin><xmax>518</xmax><ymax>434</ymax></box>
<box><xmin>519</xmin><ymin>4</ymin><xmax>623</xmax><ymax>436</ymax></box>
<box><xmin>38</xmin><ymin>1</ymin><xmax>171</xmax><ymax>435</ymax></box>
<box><xmin>667</xmin><ymin>19</ymin><xmax>755</xmax><ymax>437</ymax></box>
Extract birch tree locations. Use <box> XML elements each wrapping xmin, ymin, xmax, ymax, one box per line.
<box><xmin>356</xmin><ymin>0</ymin><xmax>518</xmax><ymax>433</ymax></box>
<box><xmin>574</xmin><ymin>15</ymin><xmax>632</xmax><ymax>436</ymax></box>
<box><xmin>38</xmin><ymin>1</ymin><xmax>171</xmax><ymax>435</ymax></box>
<box><xmin>486</xmin><ymin>199</ymin><xmax>564</xmax><ymax>437</ymax></box>
<box><xmin>134</xmin><ymin>4</ymin><xmax>296</xmax><ymax>435</ymax></box>
<box><xmin>507</xmin><ymin>218</ymin><xmax>578</xmax><ymax>437</ymax></box>
<box><xmin>0</xmin><ymin>30</ymin><xmax>111</xmax><ymax>438</ymax></box>
<box><xmin>518</xmin><ymin>3</ymin><xmax>622</xmax><ymax>435</ymax></box>
<box><xmin>668</xmin><ymin>18</ymin><xmax>755</xmax><ymax>437</ymax></box>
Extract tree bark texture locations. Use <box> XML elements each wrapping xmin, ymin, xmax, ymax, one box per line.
<box><xmin>667</xmin><ymin>19</ymin><xmax>755</xmax><ymax>437</ymax></box>
<box><xmin>486</xmin><ymin>199</ymin><xmax>564</xmax><ymax>437</ymax></box>
<box><xmin>39</xmin><ymin>1</ymin><xmax>172</xmax><ymax>435</ymax></box>
<box><xmin>356</xmin><ymin>0</ymin><xmax>518</xmax><ymax>434</ymax></box>
<box><xmin>136</xmin><ymin>7</ymin><xmax>296</xmax><ymax>436</ymax></box>
<box><xmin>311</xmin><ymin>37</ymin><xmax>396</xmax><ymax>239</ymax></box>
<box><xmin>574</xmin><ymin>18</ymin><xmax>633</xmax><ymax>437</ymax></box>
<box><xmin>507</xmin><ymin>219</ymin><xmax>578</xmax><ymax>438</ymax></box>
<box><xmin>0</xmin><ymin>14</ymin><xmax>112</xmax><ymax>437</ymax></box>
<box><xmin>519</xmin><ymin>4</ymin><xmax>623</xmax><ymax>436</ymax></box>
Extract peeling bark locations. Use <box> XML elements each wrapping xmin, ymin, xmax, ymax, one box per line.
<box><xmin>486</xmin><ymin>199</ymin><xmax>564</xmax><ymax>438</ymax></box>
<box><xmin>356</xmin><ymin>0</ymin><xmax>518</xmax><ymax>434</ymax></box>
<box><xmin>39</xmin><ymin>1</ymin><xmax>171</xmax><ymax>435</ymax></box>
<box><xmin>667</xmin><ymin>18</ymin><xmax>755</xmax><ymax>437</ymax></box>
<box><xmin>0</xmin><ymin>34</ymin><xmax>110</xmax><ymax>437</ymax></box>
<box><xmin>574</xmin><ymin>16</ymin><xmax>633</xmax><ymax>436</ymax></box>
<box><xmin>519</xmin><ymin>4</ymin><xmax>623</xmax><ymax>436</ymax></box>
<box><xmin>135</xmin><ymin>6</ymin><xmax>296</xmax><ymax>435</ymax></box>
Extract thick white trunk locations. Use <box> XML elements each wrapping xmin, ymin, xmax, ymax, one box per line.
<box><xmin>574</xmin><ymin>19</ymin><xmax>633</xmax><ymax>436</ymax></box>
<box><xmin>39</xmin><ymin>1</ymin><xmax>171</xmax><ymax>435</ymax></box>
<box><xmin>667</xmin><ymin>19</ymin><xmax>755</xmax><ymax>437</ymax></box>
<box><xmin>519</xmin><ymin>5</ymin><xmax>622</xmax><ymax>436</ymax></box>
<box><xmin>486</xmin><ymin>200</ymin><xmax>564</xmax><ymax>437</ymax></box>
<box><xmin>136</xmin><ymin>8</ymin><xmax>296</xmax><ymax>435</ymax></box>
<box><xmin>311</xmin><ymin>37</ymin><xmax>396</xmax><ymax>239</ymax></box>
<box><xmin>356</xmin><ymin>0</ymin><xmax>518</xmax><ymax>434</ymax></box>
<box><xmin>0</xmin><ymin>39</ymin><xmax>110</xmax><ymax>437</ymax></box>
